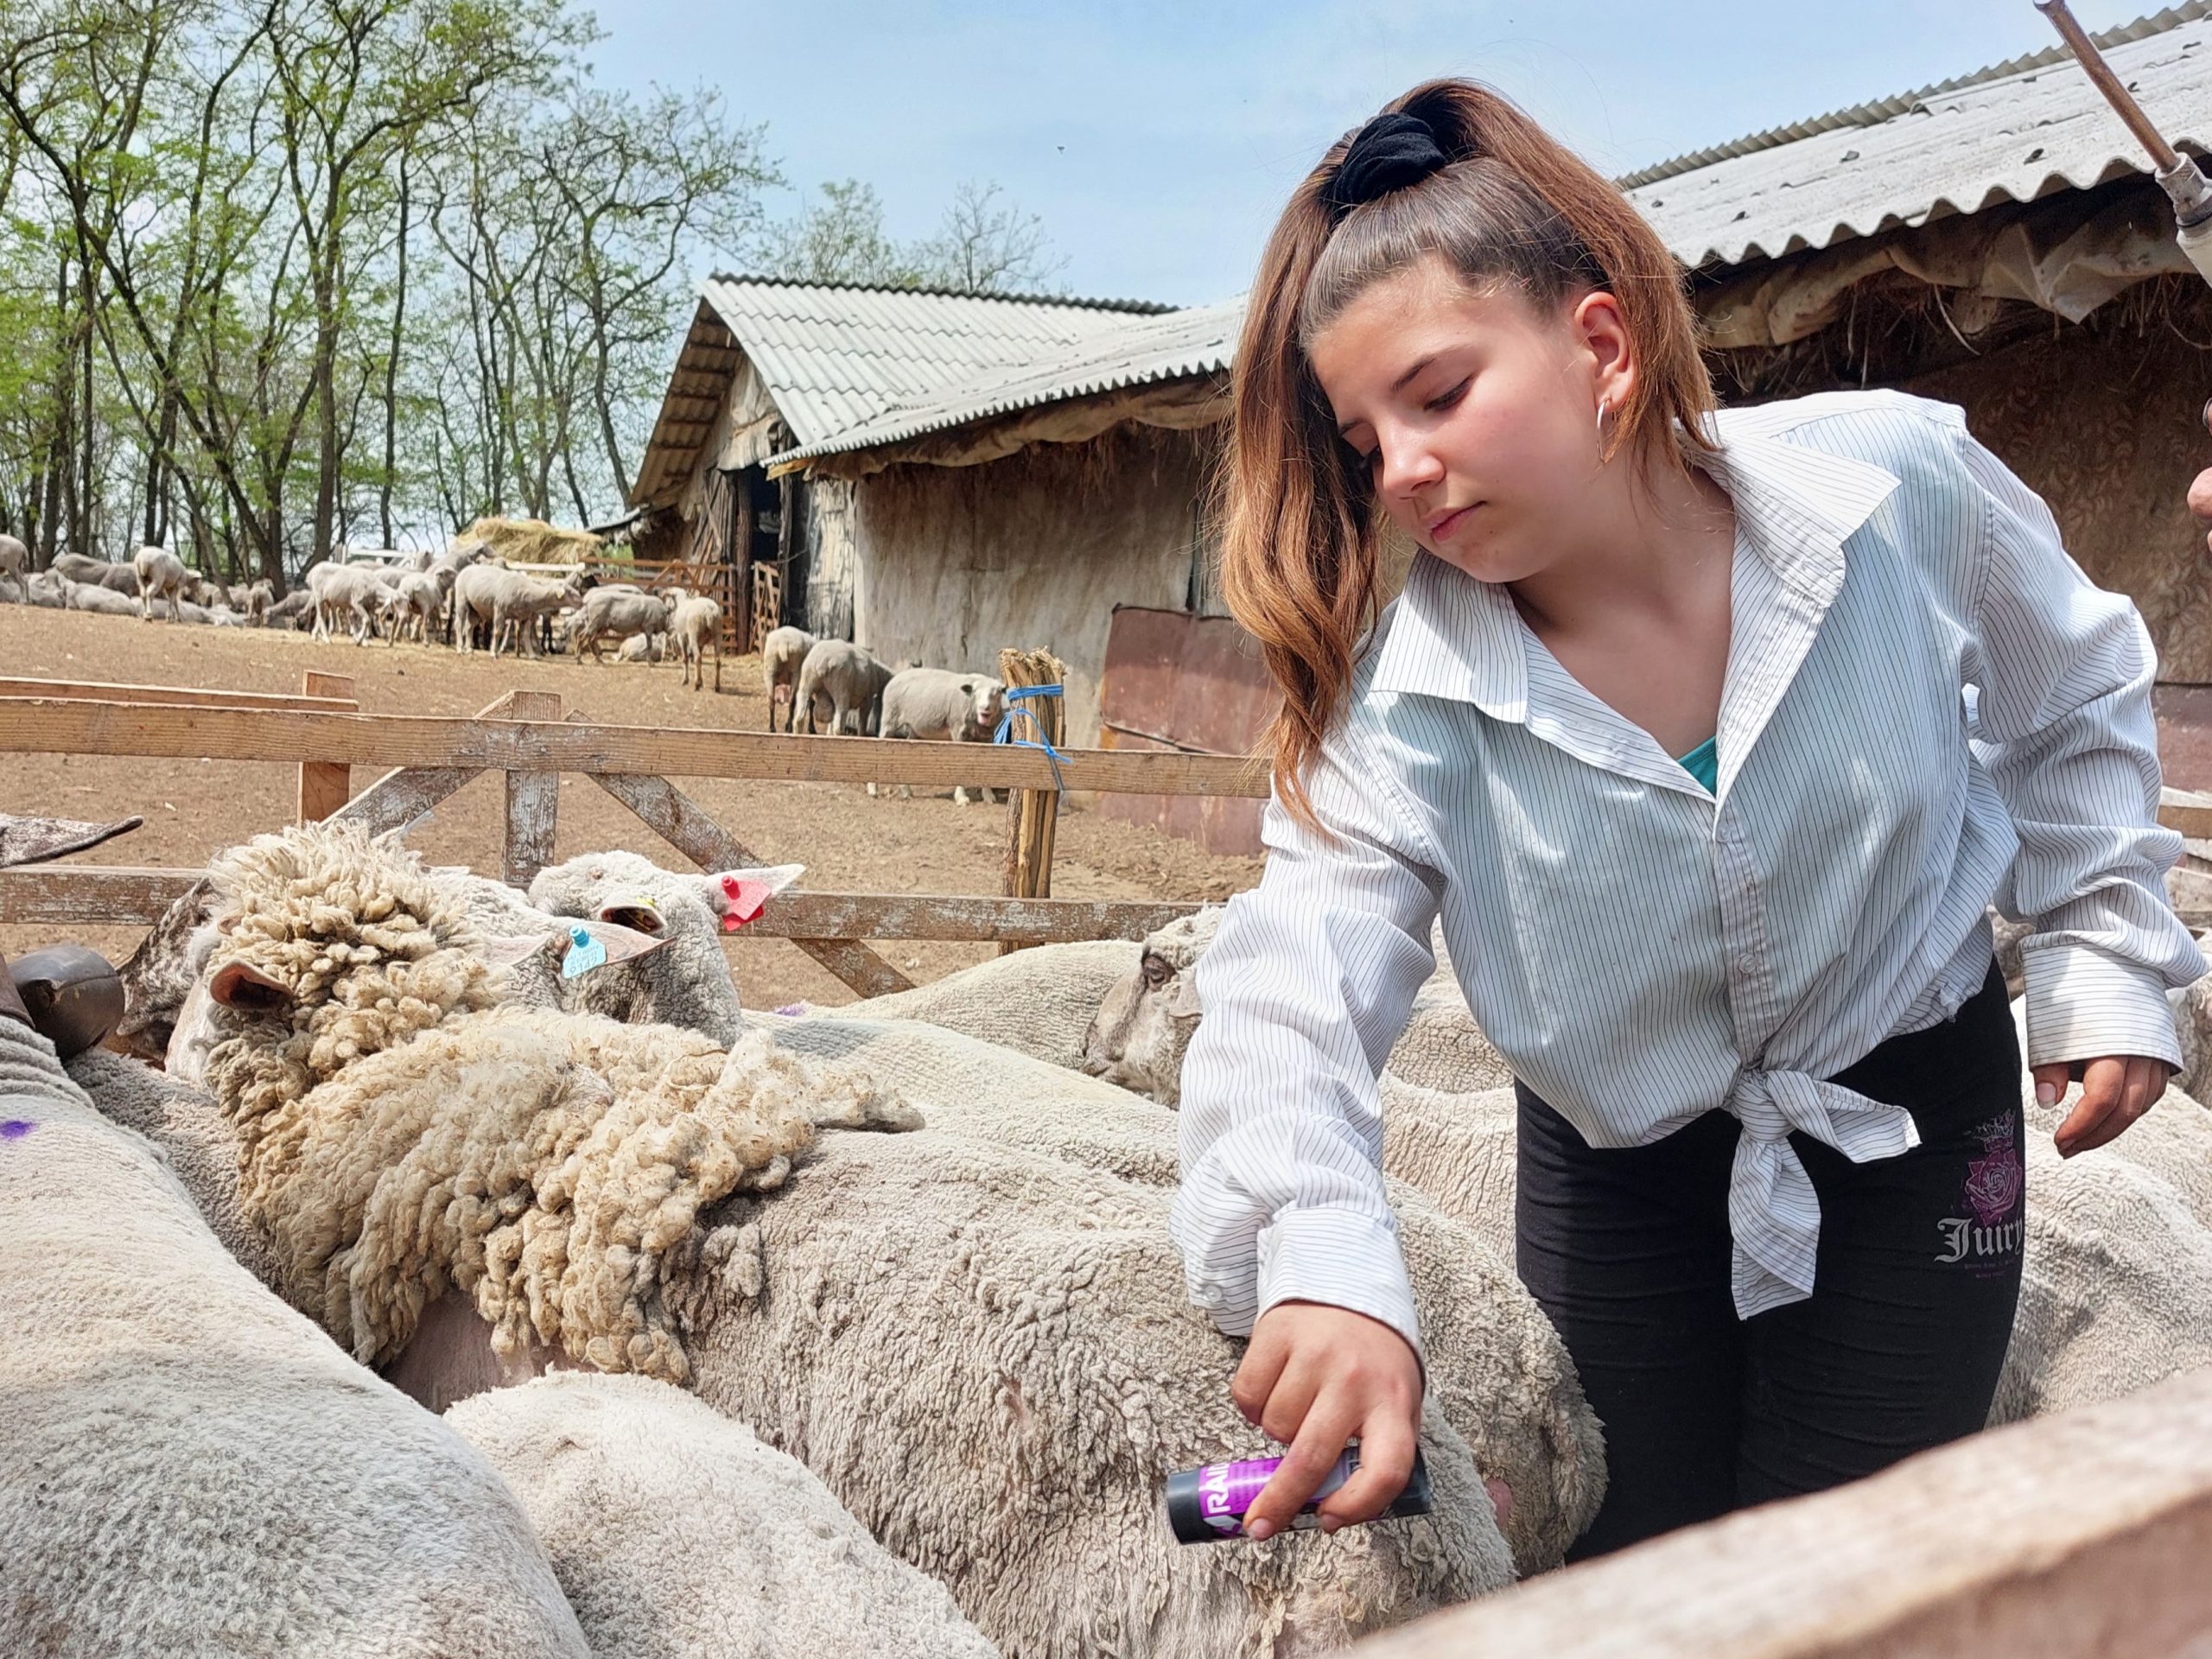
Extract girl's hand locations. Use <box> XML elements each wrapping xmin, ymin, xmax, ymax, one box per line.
<box><xmin>2034</xmin><ymin>1055</ymin><xmax>2174</xmax><ymax>1156</ymax></box>
<box><xmin>1230</xmin><ymin>1300</ymin><xmax>1423</xmax><ymax>1540</ymax></box>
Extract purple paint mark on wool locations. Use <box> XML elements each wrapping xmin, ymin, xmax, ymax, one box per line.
<box><xmin>0</xmin><ymin>1119</ymin><xmax>34</xmax><ymax>1140</ymax></box>
<box><xmin>773</xmin><ymin>1003</ymin><xmax>808</xmax><ymax>1018</ymax></box>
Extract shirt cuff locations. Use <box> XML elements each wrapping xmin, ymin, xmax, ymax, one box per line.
<box><xmin>1255</xmin><ymin>1205</ymin><xmax>1426</xmax><ymax>1367</ymax></box>
<box><xmin>2019</xmin><ymin>938</ymin><xmax>2186</xmax><ymax>1070</ymax></box>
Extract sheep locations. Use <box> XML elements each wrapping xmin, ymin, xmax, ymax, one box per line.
<box><xmin>809</xmin><ymin>938</ymin><xmax>1141</xmax><ymax>1070</ymax></box>
<box><xmin>53</xmin><ymin>550</ymin><xmax>140</xmax><ymax>592</ymax></box>
<box><xmin>762</xmin><ymin>625</ymin><xmax>817</xmax><ymax>731</ymax></box>
<box><xmin>524</xmin><ymin>848</ymin><xmax>757</xmax><ymax>1046</ymax></box>
<box><xmin>378</xmin><ymin>570</ymin><xmax>445</xmax><ymax>645</ymax></box>
<box><xmin>60</xmin><ymin>575</ymin><xmax>142</xmax><ymax>617</ymax></box>
<box><xmin>304</xmin><ymin>559</ymin><xmax>385</xmax><ymax>644</ymax></box>
<box><xmin>1080</xmin><ymin>910</ymin><xmax>1510</xmax><ymax>1106</ymax></box>
<box><xmin>671</xmin><ymin>593</ymin><xmax>721</xmax><ymax>692</ymax></box>
<box><xmin>0</xmin><ymin>1026</ymin><xmax>591</xmax><ymax>1657</ymax></box>
<box><xmin>454</xmin><ymin>562</ymin><xmax>586</xmax><ymax>658</ymax></box>
<box><xmin>22</xmin><ymin>568</ymin><xmax>67</xmax><ymax>607</ymax></box>
<box><xmin>616</xmin><ymin>631</ymin><xmax>664</xmax><ymax>664</ymax></box>
<box><xmin>178</xmin><ymin>822</ymin><xmax>917</xmax><ymax>1382</ymax></box>
<box><xmin>238</xmin><ymin>577</ymin><xmax>274</xmax><ymax>625</ymax></box>
<box><xmin>795</xmin><ymin>639</ymin><xmax>893</xmax><ymax>735</ymax></box>
<box><xmin>132</xmin><ymin>543</ymin><xmax>187</xmax><ymax>620</ymax></box>
<box><xmin>570</xmin><ymin>586</ymin><xmax>671</xmax><ymax>664</ymax></box>
<box><xmin>447</xmin><ymin>1373</ymin><xmax>1001</xmax><ymax>1659</ymax></box>
<box><xmin>0</xmin><ymin>530</ymin><xmax>26</xmax><ymax>601</ymax></box>
<box><xmin>874</xmin><ymin>666</ymin><xmax>1008</xmax><ymax>805</ymax></box>
<box><xmin>264</xmin><ymin>588</ymin><xmax>315</xmax><ymax>629</ymax></box>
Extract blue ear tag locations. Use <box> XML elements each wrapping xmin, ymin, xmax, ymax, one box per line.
<box><xmin>562</xmin><ymin>924</ymin><xmax>608</xmax><ymax>979</ymax></box>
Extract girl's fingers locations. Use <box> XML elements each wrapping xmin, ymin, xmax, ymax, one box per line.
<box><xmin>2056</xmin><ymin>1056</ymin><xmax>2126</xmax><ymax>1154</ymax></box>
<box><xmin>1316</xmin><ymin>1411</ymin><xmax>1418</xmax><ymax>1529</ymax></box>
<box><xmin>1230</xmin><ymin>1325</ymin><xmax>1290</xmax><ymax>1427</ymax></box>
<box><xmin>2072</xmin><ymin>1058</ymin><xmax>2169</xmax><ymax>1153</ymax></box>
<box><xmin>2030</xmin><ymin>1061</ymin><xmax>2072</xmax><ymax>1107</ymax></box>
<box><xmin>1241</xmin><ymin>1399</ymin><xmax>1359</xmax><ymax>1541</ymax></box>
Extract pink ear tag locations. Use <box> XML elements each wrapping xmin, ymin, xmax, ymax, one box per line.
<box><xmin>721</xmin><ymin>874</ymin><xmax>774</xmax><ymax>931</ymax></box>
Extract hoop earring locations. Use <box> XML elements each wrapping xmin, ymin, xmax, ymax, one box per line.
<box><xmin>1595</xmin><ymin>400</ymin><xmax>1611</xmax><ymax>448</ymax></box>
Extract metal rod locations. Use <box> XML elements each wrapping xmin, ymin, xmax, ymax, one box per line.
<box><xmin>2035</xmin><ymin>0</ymin><xmax>2183</xmax><ymax>170</ymax></box>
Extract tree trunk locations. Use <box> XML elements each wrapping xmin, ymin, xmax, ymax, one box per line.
<box><xmin>380</xmin><ymin>144</ymin><xmax>410</xmax><ymax>547</ymax></box>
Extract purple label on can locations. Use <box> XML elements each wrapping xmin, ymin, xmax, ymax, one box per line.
<box><xmin>1192</xmin><ymin>1451</ymin><xmax>1352</xmax><ymax>1536</ymax></box>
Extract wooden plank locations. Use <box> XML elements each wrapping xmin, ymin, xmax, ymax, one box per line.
<box><xmin>587</xmin><ymin>770</ymin><xmax>913</xmax><ymax>996</ymax></box>
<box><xmin>329</xmin><ymin>689</ymin><xmax>531</xmax><ymax>835</ymax></box>
<box><xmin>296</xmin><ymin>672</ymin><xmax>354</xmax><ymax>823</ymax></box>
<box><xmin>2162</xmin><ymin>786</ymin><xmax>2212</xmax><ymax>842</ymax></box>
<box><xmin>0</xmin><ymin>865</ymin><xmax>1200</xmax><ymax>942</ymax></box>
<box><xmin>0</xmin><ymin>676</ymin><xmax>358</xmax><ymax>712</ymax></box>
<box><xmin>754</xmin><ymin>892</ymin><xmax>1198</xmax><ymax>944</ymax></box>
<box><xmin>501</xmin><ymin>690</ymin><xmax>563</xmax><ymax>887</ymax></box>
<box><xmin>0</xmin><ymin>700</ymin><xmax>1270</xmax><ymax>798</ymax></box>
<box><xmin>999</xmin><ymin>647</ymin><xmax>1067</xmax><ymax>956</ymax></box>
<box><xmin>1353</xmin><ymin>1364</ymin><xmax>2212</xmax><ymax>1659</ymax></box>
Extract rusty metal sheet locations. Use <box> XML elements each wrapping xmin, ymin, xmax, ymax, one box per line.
<box><xmin>1095</xmin><ymin>606</ymin><xmax>1274</xmax><ymax>856</ymax></box>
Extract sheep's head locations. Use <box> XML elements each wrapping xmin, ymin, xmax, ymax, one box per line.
<box><xmin>194</xmin><ymin>823</ymin><xmax>499</xmax><ymax>1108</ymax></box>
<box><xmin>1081</xmin><ymin>907</ymin><xmax>1222</xmax><ymax>1106</ymax></box>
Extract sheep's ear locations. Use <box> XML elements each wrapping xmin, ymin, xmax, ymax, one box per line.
<box><xmin>480</xmin><ymin>933</ymin><xmax>558</xmax><ymax>969</ymax></box>
<box><xmin>207</xmin><ymin>961</ymin><xmax>292</xmax><ymax>1012</ymax></box>
<box><xmin>702</xmin><ymin>864</ymin><xmax>804</xmax><ymax>931</ymax></box>
<box><xmin>1165</xmin><ymin>974</ymin><xmax>1203</xmax><ymax>1020</ymax></box>
<box><xmin>575</xmin><ymin>918</ymin><xmax>668</xmax><ymax>963</ymax></box>
<box><xmin>557</xmin><ymin>918</ymin><xmax>668</xmax><ymax>980</ymax></box>
<box><xmin>596</xmin><ymin>896</ymin><xmax>664</xmax><ymax>935</ymax></box>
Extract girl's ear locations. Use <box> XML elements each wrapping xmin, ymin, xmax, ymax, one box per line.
<box><xmin>1571</xmin><ymin>289</ymin><xmax>1635</xmax><ymax>414</ymax></box>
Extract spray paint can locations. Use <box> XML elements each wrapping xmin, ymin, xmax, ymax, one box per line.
<box><xmin>1165</xmin><ymin>1446</ymin><xmax>1432</xmax><ymax>1543</ymax></box>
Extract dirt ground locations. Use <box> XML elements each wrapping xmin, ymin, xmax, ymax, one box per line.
<box><xmin>0</xmin><ymin>607</ymin><xmax>1265</xmax><ymax>1009</ymax></box>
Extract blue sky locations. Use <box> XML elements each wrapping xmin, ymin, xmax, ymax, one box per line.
<box><xmin>585</xmin><ymin>0</ymin><xmax>2170</xmax><ymax>308</ymax></box>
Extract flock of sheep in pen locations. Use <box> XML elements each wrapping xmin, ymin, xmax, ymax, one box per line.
<box><xmin>0</xmin><ymin>530</ymin><xmax>1019</xmax><ymax>765</ymax></box>
<box><xmin>8</xmin><ymin>797</ymin><xmax>2212</xmax><ymax>1657</ymax></box>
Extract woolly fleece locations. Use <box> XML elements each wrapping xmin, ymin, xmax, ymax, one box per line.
<box><xmin>0</xmin><ymin>1027</ymin><xmax>588</xmax><ymax>1659</ymax></box>
<box><xmin>772</xmin><ymin>1010</ymin><xmax>1604</xmax><ymax>1579</ymax></box>
<box><xmin>195</xmin><ymin>823</ymin><xmax>912</xmax><ymax>1380</ymax></box>
<box><xmin>682</xmin><ymin>1122</ymin><xmax>1517</xmax><ymax>1659</ymax></box>
<box><xmin>817</xmin><ymin>937</ymin><xmax>1141</xmax><ymax>1070</ymax></box>
<box><xmin>448</xmin><ymin>1372</ymin><xmax>1001</xmax><ymax>1658</ymax></box>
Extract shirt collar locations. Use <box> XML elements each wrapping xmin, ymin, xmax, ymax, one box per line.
<box><xmin>1367</xmin><ymin>413</ymin><xmax>1903</xmax><ymax>715</ymax></box>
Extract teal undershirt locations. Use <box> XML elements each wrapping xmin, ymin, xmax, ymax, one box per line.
<box><xmin>1676</xmin><ymin>735</ymin><xmax>1719</xmax><ymax>793</ymax></box>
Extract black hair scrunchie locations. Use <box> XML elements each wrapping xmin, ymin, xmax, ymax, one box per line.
<box><xmin>1321</xmin><ymin>111</ymin><xmax>1451</xmax><ymax>219</ymax></box>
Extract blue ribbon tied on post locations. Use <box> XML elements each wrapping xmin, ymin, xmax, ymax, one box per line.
<box><xmin>993</xmin><ymin>683</ymin><xmax>1069</xmax><ymax>790</ymax></box>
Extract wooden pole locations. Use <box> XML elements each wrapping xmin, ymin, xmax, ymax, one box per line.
<box><xmin>998</xmin><ymin>647</ymin><xmax>1066</xmax><ymax>955</ymax></box>
<box><xmin>499</xmin><ymin>689</ymin><xmax>563</xmax><ymax>887</ymax></box>
<box><xmin>296</xmin><ymin>671</ymin><xmax>355</xmax><ymax>822</ymax></box>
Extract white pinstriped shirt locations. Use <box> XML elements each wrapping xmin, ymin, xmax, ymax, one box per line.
<box><xmin>1171</xmin><ymin>390</ymin><xmax>2207</xmax><ymax>1356</ymax></box>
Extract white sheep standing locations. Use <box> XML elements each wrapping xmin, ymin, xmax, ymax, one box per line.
<box><xmin>304</xmin><ymin>560</ymin><xmax>385</xmax><ymax>644</ymax></box>
<box><xmin>794</xmin><ymin>639</ymin><xmax>894</xmax><ymax>735</ymax></box>
<box><xmin>447</xmin><ymin>1372</ymin><xmax>1001</xmax><ymax>1659</ymax></box>
<box><xmin>453</xmin><ymin>562</ymin><xmax>585</xmax><ymax>658</ymax></box>
<box><xmin>131</xmin><ymin>543</ymin><xmax>187</xmax><ymax>621</ymax></box>
<box><xmin>671</xmin><ymin>593</ymin><xmax>722</xmax><ymax>691</ymax></box>
<box><xmin>570</xmin><ymin>587</ymin><xmax>672</xmax><ymax>664</ymax></box>
<box><xmin>761</xmin><ymin>625</ymin><xmax>817</xmax><ymax>731</ymax></box>
<box><xmin>874</xmin><ymin>666</ymin><xmax>1007</xmax><ymax>805</ymax></box>
<box><xmin>0</xmin><ymin>1028</ymin><xmax>590</xmax><ymax>1657</ymax></box>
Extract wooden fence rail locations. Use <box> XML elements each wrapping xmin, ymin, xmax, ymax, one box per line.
<box><xmin>0</xmin><ymin>672</ymin><xmax>1248</xmax><ymax>995</ymax></box>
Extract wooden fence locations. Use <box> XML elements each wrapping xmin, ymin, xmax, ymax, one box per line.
<box><xmin>0</xmin><ymin>672</ymin><xmax>1268</xmax><ymax>997</ymax></box>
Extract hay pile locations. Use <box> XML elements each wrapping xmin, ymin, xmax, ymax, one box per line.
<box><xmin>460</xmin><ymin>517</ymin><xmax>604</xmax><ymax>568</ymax></box>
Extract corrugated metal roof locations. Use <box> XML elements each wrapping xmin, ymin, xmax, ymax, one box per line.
<box><xmin>696</xmin><ymin>276</ymin><xmax>1167</xmax><ymax>449</ymax></box>
<box><xmin>770</xmin><ymin>297</ymin><xmax>1243</xmax><ymax>464</ymax></box>
<box><xmin>1625</xmin><ymin>3</ymin><xmax>2212</xmax><ymax>268</ymax></box>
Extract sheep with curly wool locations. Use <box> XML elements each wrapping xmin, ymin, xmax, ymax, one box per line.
<box><xmin>447</xmin><ymin>1372</ymin><xmax>1001</xmax><ymax>1659</ymax></box>
<box><xmin>0</xmin><ymin>1020</ymin><xmax>588</xmax><ymax>1658</ymax></box>
<box><xmin>769</xmin><ymin>1009</ymin><xmax>1605</xmax><ymax>1582</ymax></box>
<box><xmin>185</xmin><ymin>822</ymin><xmax>915</xmax><ymax>1381</ymax></box>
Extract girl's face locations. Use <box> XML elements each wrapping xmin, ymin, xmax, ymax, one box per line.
<box><xmin>1306</xmin><ymin>255</ymin><xmax>1630</xmax><ymax>586</ymax></box>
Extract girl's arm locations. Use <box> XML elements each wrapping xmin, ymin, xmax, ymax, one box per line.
<box><xmin>1169</xmin><ymin>715</ymin><xmax>1444</xmax><ymax>1529</ymax></box>
<box><xmin>1956</xmin><ymin>426</ymin><xmax>2209</xmax><ymax>1146</ymax></box>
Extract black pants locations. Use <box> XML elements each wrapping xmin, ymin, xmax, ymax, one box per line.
<box><xmin>1515</xmin><ymin>961</ymin><xmax>2023</xmax><ymax>1560</ymax></box>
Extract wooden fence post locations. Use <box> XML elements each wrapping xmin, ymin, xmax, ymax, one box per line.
<box><xmin>296</xmin><ymin>671</ymin><xmax>355</xmax><ymax>823</ymax></box>
<box><xmin>998</xmin><ymin>648</ymin><xmax>1066</xmax><ymax>956</ymax></box>
<box><xmin>500</xmin><ymin>690</ymin><xmax>563</xmax><ymax>887</ymax></box>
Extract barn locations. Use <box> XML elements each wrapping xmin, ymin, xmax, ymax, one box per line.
<box><xmin>626</xmin><ymin>276</ymin><xmax>1169</xmax><ymax>651</ymax></box>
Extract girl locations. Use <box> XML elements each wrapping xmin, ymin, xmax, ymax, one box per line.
<box><xmin>1170</xmin><ymin>79</ymin><xmax>2206</xmax><ymax>1560</ymax></box>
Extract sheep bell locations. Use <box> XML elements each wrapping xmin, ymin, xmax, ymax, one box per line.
<box><xmin>7</xmin><ymin>944</ymin><xmax>127</xmax><ymax>1059</ymax></box>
